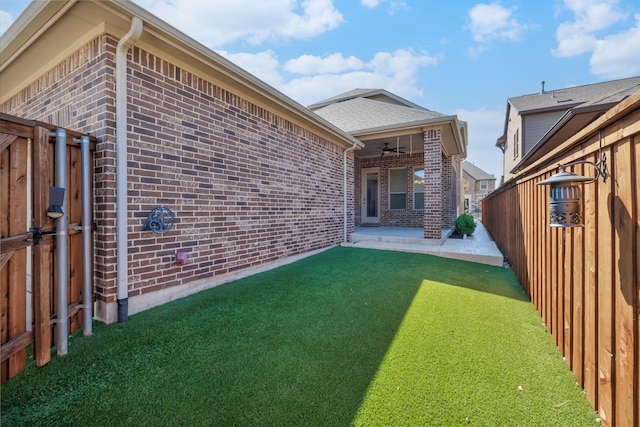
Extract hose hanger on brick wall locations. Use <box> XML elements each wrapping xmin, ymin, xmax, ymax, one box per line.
<box><xmin>141</xmin><ymin>206</ymin><xmax>175</xmax><ymax>234</ymax></box>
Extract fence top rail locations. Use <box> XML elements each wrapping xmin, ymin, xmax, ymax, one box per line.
<box><xmin>0</xmin><ymin>112</ymin><xmax>98</xmax><ymax>144</ymax></box>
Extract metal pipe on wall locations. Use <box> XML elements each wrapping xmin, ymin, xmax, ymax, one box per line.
<box><xmin>79</xmin><ymin>135</ymin><xmax>93</xmax><ymax>335</ymax></box>
<box><xmin>54</xmin><ymin>128</ymin><xmax>68</xmax><ymax>355</ymax></box>
<box><xmin>116</xmin><ymin>17</ymin><xmax>143</xmax><ymax>323</ymax></box>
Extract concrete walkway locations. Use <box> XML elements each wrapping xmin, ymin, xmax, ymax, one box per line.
<box><xmin>343</xmin><ymin>221</ymin><xmax>505</xmax><ymax>267</ymax></box>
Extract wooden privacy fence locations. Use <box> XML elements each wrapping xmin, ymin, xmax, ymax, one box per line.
<box><xmin>0</xmin><ymin>113</ymin><xmax>95</xmax><ymax>383</ymax></box>
<box><xmin>483</xmin><ymin>92</ymin><xmax>639</xmax><ymax>427</ymax></box>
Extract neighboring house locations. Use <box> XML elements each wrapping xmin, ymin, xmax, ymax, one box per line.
<box><xmin>309</xmin><ymin>89</ymin><xmax>468</xmax><ymax>241</ymax></box>
<box><xmin>496</xmin><ymin>77</ymin><xmax>640</xmax><ymax>183</ymax></box>
<box><xmin>462</xmin><ymin>161</ymin><xmax>495</xmax><ymax>219</ymax></box>
<box><xmin>0</xmin><ymin>0</ymin><xmax>364</xmax><ymax>323</ymax></box>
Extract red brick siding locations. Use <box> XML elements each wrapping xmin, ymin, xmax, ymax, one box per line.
<box><xmin>2</xmin><ymin>35</ymin><xmax>354</xmax><ymax>319</ymax></box>
<box><xmin>124</xmin><ymin>45</ymin><xmax>350</xmax><ymax>297</ymax></box>
<box><xmin>423</xmin><ymin>130</ymin><xmax>442</xmax><ymax>239</ymax></box>
<box><xmin>463</xmin><ymin>171</ymin><xmax>495</xmax><ymax>219</ymax></box>
<box><xmin>441</xmin><ymin>154</ymin><xmax>456</xmax><ymax>228</ymax></box>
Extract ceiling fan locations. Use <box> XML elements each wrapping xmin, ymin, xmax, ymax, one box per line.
<box><xmin>379</xmin><ymin>142</ymin><xmax>405</xmax><ymax>156</ymax></box>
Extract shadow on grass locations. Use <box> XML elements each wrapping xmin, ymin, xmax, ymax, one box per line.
<box><xmin>1</xmin><ymin>246</ymin><xmax>528</xmax><ymax>426</ymax></box>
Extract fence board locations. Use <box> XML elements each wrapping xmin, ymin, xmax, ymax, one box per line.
<box><xmin>3</xmin><ymin>135</ymin><xmax>29</xmax><ymax>382</ymax></box>
<box><xmin>612</xmin><ymin>139</ymin><xmax>635</xmax><ymax>427</ymax></box>
<box><xmin>1</xmin><ymin>116</ymin><xmax>95</xmax><ymax>382</ymax></box>
<box><xmin>635</xmin><ymin>135</ymin><xmax>640</xmax><ymax>427</ymax></box>
<box><xmin>483</xmin><ymin>92</ymin><xmax>640</xmax><ymax>426</ymax></box>
<box><xmin>597</xmin><ymin>145</ymin><xmax>614</xmax><ymax>426</ymax></box>
<box><xmin>564</xmin><ymin>227</ymin><xmax>572</xmax><ymax>365</ymax></box>
<box><xmin>583</xmin><ymin>152</ymin><xmax>599</xmax><ymax>409</ymax></box>
<box><xmin>572</xmin><ymin>162</ymin><xmax>585</xmax><ymax>385</ymax></box>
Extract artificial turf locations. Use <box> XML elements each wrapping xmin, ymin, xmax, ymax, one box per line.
<box><xmin>1</xmin><ymin>246</ymin><xmax>597</xmax><ymax>426</ymax></box>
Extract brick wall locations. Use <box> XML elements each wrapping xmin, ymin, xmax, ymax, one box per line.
<box><xmin>441</xmin><ymin>154</ymin><xmax>457</xmax><ymax>228</ymax></box>
<box><xmin>423</xmin><ymin>130</ymin><xmax>442</xmax><ymax>239</ymax></box>
<box><xmin>2</xmin><ymin>35</ymin><xmax>354</xmax><ymax>321</ymax></box>
<box><xmin>355</xmin><ymin>153</ymin><xmax>424</xmax><ymax>228</ymax></box>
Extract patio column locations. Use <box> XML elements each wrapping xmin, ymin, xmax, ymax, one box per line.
<box><xmin>423</xmin><ymin>129</ymin><xmax>442</xmax><ymax>239</ymax></box>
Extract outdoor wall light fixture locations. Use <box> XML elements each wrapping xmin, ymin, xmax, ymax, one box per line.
<box><xmin>536</xmin><ymin>152</ymin><xmax>608</xmax><ymax>227</ymax></box>
<box><xmin>47</xmin><ymin>186</ymin><xmax>65</xmax><ymax>219</ymax></box>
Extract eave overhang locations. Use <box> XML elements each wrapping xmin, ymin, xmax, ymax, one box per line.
<box><xmin>0</xmin><ymin>0</ymin><xmax>363</xmax><ymax>151</ymax></box>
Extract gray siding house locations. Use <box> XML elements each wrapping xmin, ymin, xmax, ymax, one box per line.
<box><xmin>496</xmin><ymin>77</ymin><xmax>640</xmax><ymax>183</ymax></box>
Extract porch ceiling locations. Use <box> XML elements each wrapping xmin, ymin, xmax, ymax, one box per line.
<box><xmin>355</xmin><ymin>132</ymin><xmax>424</xmax><ymax>158</ymax></box>
<box><xmin>352</xmin><ymin>117</ymin><xmax>466</xmax><ymax>158</ymax></box>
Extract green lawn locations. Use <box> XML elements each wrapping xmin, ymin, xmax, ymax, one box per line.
<box><xmin>1</xmin><ymin>247</ymin><xmax>596</xmax><ymax>426</ymax></box>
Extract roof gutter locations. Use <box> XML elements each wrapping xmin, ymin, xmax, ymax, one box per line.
<box><xmin>116</xmin><ymin>16</ymin><xmax>143</xmax><ymax>323</ymax></box>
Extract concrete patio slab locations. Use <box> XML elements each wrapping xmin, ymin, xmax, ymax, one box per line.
<box><xmin>344</xmin><ymin>221</ymin><xmax>505</xmax><ymax>267</ymax></box>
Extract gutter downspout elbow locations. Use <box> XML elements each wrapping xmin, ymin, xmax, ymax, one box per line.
<box><xmin>116</xmin><ymin>17</ymin><xmax>142</xmax><ymax>323</ymax></box>
<box><xmin>343</xmin><ymin>142</ymin><xmax>358</xmax><ymax>243</ymax></box>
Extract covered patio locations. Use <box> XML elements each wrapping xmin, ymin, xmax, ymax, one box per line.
<box><xmin>308</xmin><ymin>89</ymin><xmax>468</xmax><ymax>240</ymax></box>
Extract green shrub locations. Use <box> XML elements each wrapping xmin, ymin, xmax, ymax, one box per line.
<box><xmin>455</xmin><ymin>213</ymin><xmax>476</xmax><ymax>235</ymax></box>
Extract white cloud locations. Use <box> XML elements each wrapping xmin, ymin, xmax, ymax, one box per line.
<box><xmin>133</xmin><ymin>0</ymin><xmax>344</xmax><ymax>46</ymax></box>
<box><xmin>219</xmin><ymin>49</ymin><xmax>438</xmax><ymax>106</ymax></box>
<box><xmin>217</xmin><ymin>50</ymin><xmax>285</xmax><ymax>88</ymax></box>
<box><xmin>589</xmin><ymin>13</ymin><xmax>640</xmax><ymax>78</ymax></box>
<box><xmin>0</xmin><ymin>9</ymin><xmax>14</xmax><ymax>35</ymax></box>
<box><xmin>361</xmin><ymin>0</ymin><xmax>380</xmax><ymax>7</ymax></box>
<box><xmin>552</xmin><ymin>0</ymin><xmax>626</xmax><ymax>57</ymax></box>
<box><xmin>468</xmin><ymin>45</ymin><xmax>489</xmax><ymax>58</ymax></box>
<box><xmin>388</xmin><ymin>1</ymin><xmax>410</xmax><ymax>15</ymax></box>
<box><xmin>358</xmin><ymin>0</ymin><xmax>409</xmax><ymax>15</ymax></box>
<box><xmin>454</xmin><ymin>107</ymin><xmax>505</xmax><ymax>182</ymax></box>
<box><xmin>284</xmin><ymin>53</ymin><xmax>364</xmax><ymax>74</ymax></box>
<box><xmin>468</xmin><ymin>3</ymin><xmax>526</xmax><ymax>43</ymax></box>
<box><xmin>552</xmin><ymin>1</ymin><xmax>639</xmax><ymax>78</ymax></box>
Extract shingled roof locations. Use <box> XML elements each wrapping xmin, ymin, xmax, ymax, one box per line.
<box><xmin>309</xmin><ymin>89</ymin><xmax>449</xmax><ymax>133</ymax></box>
<box><xmin>508</xmin><ymin>76</ymin><xmax>640</xmax><ymax>114</ymax></box>
<box><xmin>463</xmin><ymin>161</ymin><xmax>495</xmax><ymax>181</ymax></box>
<box><xmin>308</xmin><ymin>88</ymin><xmax>467</xmax><ymax>157</ymax></box>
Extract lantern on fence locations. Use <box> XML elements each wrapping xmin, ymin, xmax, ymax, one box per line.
<box><xmin>47</xmin><ymin>186</ymin><xmax>65</xmax><ymax>219</ymax></box>
<box><xmin>536</xmin><ymin>154</ymin><xmax>608</xmax><ymax>228</ymax></box>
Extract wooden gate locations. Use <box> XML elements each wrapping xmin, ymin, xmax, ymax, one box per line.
<box><xmin>0</xmin><ymin>113</ymin><xmax>95</xmax><ymax>383</ymax></box>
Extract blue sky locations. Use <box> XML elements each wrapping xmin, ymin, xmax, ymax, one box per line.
<box><xmin>1</xmin><ymin>0</ymin><xmax>639</xmax><ymax>181</ymax></box>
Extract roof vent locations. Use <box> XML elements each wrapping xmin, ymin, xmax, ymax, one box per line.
<box><xmin>540</xmin><ymin>80</ymin><xmax>545</xmax><ymax>94</ymax></box>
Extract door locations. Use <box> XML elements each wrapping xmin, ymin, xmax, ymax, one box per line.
<box><xmin>361</xmin><ymin>169</ymin><xmax>380</xmax><ymax>224</ymax></box>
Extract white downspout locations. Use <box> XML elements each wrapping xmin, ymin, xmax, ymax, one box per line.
<box><xmin>343</xmin><ymin>142</ymin><xmax>358</xmax><ymax>242</ymax></box>
<box><xmin>116</xmin><ymin>17</ymin><xmax>143</xmax><ymax>323</ymax></box>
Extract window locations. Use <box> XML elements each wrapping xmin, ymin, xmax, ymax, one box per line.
<box><xmin>480</xmin><ymin>181</ymin><xmax>488</xmax><ymax>190</ymax></box>
<box><xmin>389</xmin><ymin>168</ymin><xmax>407</xmax><ymax>210</ymax></box>
<box><xmin>513</xmin><ymin>129</ymin><xmax>519</xmax><ymax>159</ymax></box>
<box><xmin>413</xmin><ymin>167</ymin><xmax>424</xmax><ymax>210</ymax></box>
